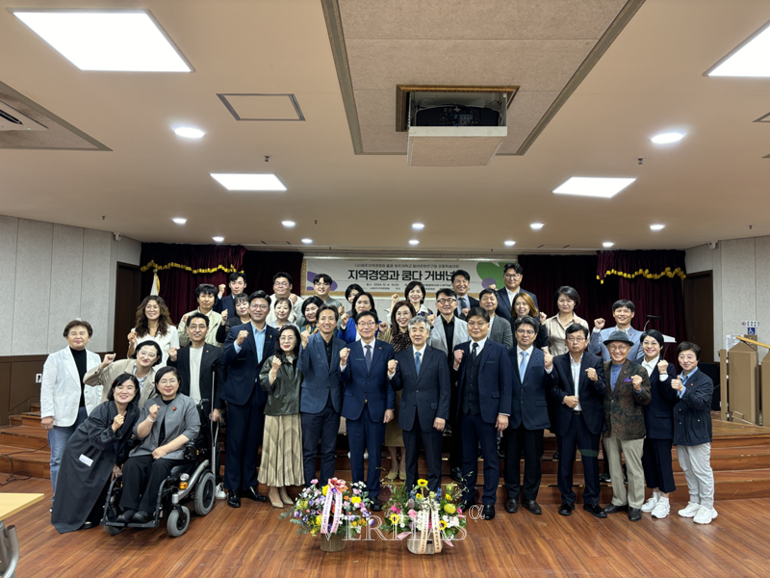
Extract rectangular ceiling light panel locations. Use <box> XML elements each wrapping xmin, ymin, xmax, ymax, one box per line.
<box><xmin>552</xmin><ymin>177</ymin><xmax>636</xmax><ymax>198</ymax></box>
<box><xmin>11</xmin><ymin>10</ymin><xmax>192</xmax><ymax>72</ymax></box>
<box><xmin>708</xmin><ymin>21</ymin><xmax>770</xmax><ymax>77</ymax></box>
<box><xmin>210</xmin><ymin>173</ymin><xmax>287</xmax><ymax>192</ymax></box>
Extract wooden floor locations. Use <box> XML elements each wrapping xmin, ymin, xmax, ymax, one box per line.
<box><xmin>2</xmin><ymin>477</ymin><xmax>769</xmax><ymax>578</ymax></box>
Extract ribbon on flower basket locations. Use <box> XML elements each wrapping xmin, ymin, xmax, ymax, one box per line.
<box><xmin>415</xmin><ymin>501</ymin><xmax>443</xmax><ymax>554</ymax></box>
<box><xmin>430</xmin><ymin>502</ymin><xmax>443</xmax><ymax>553</ymax></box>
<box><xmin>320</xmin><ymin>478</ymin><xmax>346</xmax><ymax>537</ymax></box>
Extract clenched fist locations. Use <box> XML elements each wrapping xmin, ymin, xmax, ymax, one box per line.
<box><xmin>101</xmin><ymin>353</ymin><xmax>116</xmax><ymax>369</ymax></box>
<box><xmin>271</xmin><ymin>356</ymin><xmax>282</xmax><ymax>372</ymax></box>
<box><xmin>340</xmin><ymin>348</ymin><xmax>350</xmax><ymax>365</ymax></box>
<box><xmin>671</xmin><ymin>378</ymin><xmax>684</xmax><ymax>393</ymax></box>
<box><xmin>300</xmin><ymin>329</ymin><xmax>310</xmax><ymax>349</ymax></box>
<box><xmin>631</xmin><ymin>375</ymin><xmax>643</xmax><ymax>391</ymax></box>
<box><xmin>657</xmin><ymin>359</ymin><xmax>669</xmax><ymax>374</ymax></box>
<box><xmin>112</xmin><ymin>413</ymin><xmax>125</xmax><ymax>432</ymax></box>
<box><xmin>379</xmin><ymin>321</ymin><xmax>389</xmax><ymax>333</ymax></box>
<box><xmin>461</xmin><ymin>308</ymin><xmax>470</xmax><ymax>317</ymax></box>
<box><xmin>563</xmin><ymin>396</ymin><xmax>579</xmax><ymax>409</ymax></box>
<box><xmin>585</xmin><ymin>367</ymin><xmax>598</xmax><ymax>382</ymax></box>
<box><xmin>544</xmin><ymin>353</ymin><xmax>553</xmax><ymax>370</ymax></box>
<box><xmin>127</xmin><ymin>330</ymin><xmax>138</xmax><ymax>345</ymax></box>
<box><xmin>387</xmin><ymin>359</ymin><xmax>398</xmax><ymax>374</ymax></box>
<box><xmin>218</xmin><ymin>283</ymin><xmax>226</xmax><ymax>295</ymax></box>
<box><xmin>181</xmin><ymin>314</ymin><xmax>189</xmax><ymax>325</ymax></box>
<box><xmin>427</xmin><ymin>314</ymin><xmax>436</xmax><ymax>327</ymax></box>
<box><xmin>340</xmin><ymin>312</ymin><xmax>350</xmax><ymax>327</ymax></box>
<box><xmin>236</xmin><ymin>330</ymin><xmax>249</xmax><ymax>346</ymax></box>
<box><xmin>168</xmin><ymin>347</ymin><xmax>178</xmax><ymax>362</ymax></box>
<box><xmin>539</xmin><ymin>311</ymin><xmax>548</xmax><ymax>324</ymax></box>
<box><xmin>594</xmin><ymin>318</ymin><xmax>606</xmax><ymax>330</ymax></box>
<box><xmin>221</xmin><ymin>309</ymin><xmax>228</xmax><ymax>322</ymax></box>
<box><xmin>453</xmin><ymin>349</ymin><xmax>464</xmax><ymax>369</ymax></box>
<box><xmin>148</xmin><ymin>404</ymin><xmax>160</xmax><ymax>420</ymax></box>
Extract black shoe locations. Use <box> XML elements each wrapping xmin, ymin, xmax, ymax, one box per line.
<box><xmin>558</xmin><ymin>502</ymin><xmax>575</xmax><ymax>516</ymax></box>
<box><xmin>552</xmin><ymin>452</ymin><xmax>560</xmax><ymax>461</ymax></box>
<box><xmin>115</xmin><ymin>510</ymin><xmax>135</xmax><ymax>524</ymax></box>
<box><xmin>583</xmin><ymin>503</ymin><xmax>607</xmax><ymax>518</ymax></box>
<box><xmin>79</xmin><ymin>521</ymin><xmax>95</xmax><ymax>530</ymax></box>
<box><xmin>459</xmin><ymin>499</ymin><xmax>475</xmax><ymax>513</ymax></box>
<box><xmin>483</xmin><ymin>505</ymin><xmax>495</xmax><ymax>520</ymax></box>
<box><xmin>599</xmin><ymin>472</ymin><xmax>611</xmax><ymax>484</ymax></box>
<box><xmin>227</xmin><ymin>490</ymin><xmax>241</xmax><ymax>508</ymax></box>
<box><xmin>450</xmin><ymin>467</ymin><xmax>463</xmax><ymax>483</ymax></box>
<box><xmin>603</xmin><ymin>503</ymin><xmax>627</xmax><ymax>514</ymax></box>
<box><xmin>522</xmin><ymin>500</ymin><xmax>542</xmax><ymax>515</ymax></box>
<box><xmin>505</xmin><ymin>498</ymin><xmax>519</xmax><ymax>514</ymax></box>
<box><xmin>370</xmin><ymin>497</ymin><xmax>382</xmax><ymax>512</ymax></box>
<box><xmin>132</xmin><ymin>511</ymin><xmax>151</xmax><ymax>524</ymax></box>
<box><xmin>628</xmin><ymin>507</ymin><xmax>642</xmax><ymax>522</ymax></box>
<box><xmin>242</xmin><ymin>486</ymin><xmax>268</xmax><ymax>502</ymax></box>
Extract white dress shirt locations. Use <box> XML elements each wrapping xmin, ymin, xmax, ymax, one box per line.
<box><xmin>470</xmin><ymin>337</ymin><xmax>488</xmax><ymax>356</ymax></box>
<box><xmin>506</xmin><ymin>288</ymin><xmax>521</xmax><ymax>308</ymax></box>
<box><xmin>642</xmin><ymin>356</ymin><xmax>668</xmax><ymax>381</ymax></box>
<box><xmin>570</xmin><ymin>353</ymin><xmax>583</xmax><ymax>411</ymax></box>
<box><xmin>188</xmin><ymin>346</ymin><xmax>204</xmax><ymax>403</ymax></box>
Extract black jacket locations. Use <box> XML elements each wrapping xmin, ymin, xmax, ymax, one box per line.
<box><xmin>390</xmin><ymin>345</ymin><xmax>451</xmax><ymax>432</ymax></box>
<box><xmin>673</xmin><ymin>369</ymin><xmax>713</xmax><ymax>446</ymax></box>
<box><xmin>551</xmin><ymin>352</ymin><xmax>606</xmax><ymax>435</ymax></box>
<box><xmin>168</xmin><ymin>344</ymin><xmax>226</xmax><ymax>411</ymax></box>
<box><xmin>643</xmin><ymin>362</ymin><xmax>678</xmax><ymax>439</ymax></box>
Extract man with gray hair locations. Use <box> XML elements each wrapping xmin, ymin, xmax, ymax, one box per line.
<box><xmin>387</xmin><ymin>315</ymin><xmax>451</xmax><ymax>491</ymax></box>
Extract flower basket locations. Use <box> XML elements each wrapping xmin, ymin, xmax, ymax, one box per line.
<box><xmin>320</xmin><ymin>532</ymin><xmax>345</xmax><ymax>552</ymax></box>
<box><xmin>406</xmin><ymin>534</ymin><xmax>435</xmax><ymax>555</ymax></box>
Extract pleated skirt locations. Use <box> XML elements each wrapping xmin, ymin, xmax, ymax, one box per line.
<box><xmin>258</xmin><ymin>413</ymin><xmax>304</xmax><ymax>486</ymax></box>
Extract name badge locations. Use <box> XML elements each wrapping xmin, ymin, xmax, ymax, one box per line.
<box><xmin>79</xmin><ymin>454</ymin><xmax>94</xmax><ymax>467</ymax></box>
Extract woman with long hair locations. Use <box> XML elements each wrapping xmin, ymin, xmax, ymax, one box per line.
<box><xmin>127</xmin><ymin>296</ymin><xmax>179</xmax><ymax>365</ymax></box>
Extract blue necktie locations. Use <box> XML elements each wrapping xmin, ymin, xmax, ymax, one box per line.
<box><xmin>365</xmin><ymin>344</ymin><xmax>372</xmax><ymax>371</ymax></box>
<box><xmin>519</xmin><ymin>350</ymin><xmax>528</xmax><ymax>380</ymax></box>
<box><xmin>415</xmin><ymin>351</ymin><xmax>421</xmax><ymax>376</ymax></box>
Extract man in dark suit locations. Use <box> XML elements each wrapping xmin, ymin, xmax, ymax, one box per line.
<box><xmin>503</xmin><ymin>315</ymin><xmax>553</xmax><ymax>516</ymax></box>
<box><xmin>451</xmin><ymin>269</ymin><xmax>479</xmax><ymax>320</ymax></box>
<box><xmin>388</xmin><ymin>316</ymin><xmax>450</xmax><ymax>491</ymax></box>
<box><xmin>340</xmin><ymin>310</ymin><xmax>395</xmax><ymax>511</ymax></box>
<box><xmin>298</xmin><ymin>305</ymin><xmax>346</xmax><ymax>487</ymax></box>
<box><xmin>495</xmin><ymin>261</ymin><xmax>538</xmax><ymax>323</ymax></box>
<box><xmin>453</xmin><ymin>307</ymin><xmax>512</xmax><ymax>520</ymax></box>
<box><xmin>214</xmin><ymin>272</ymin><xmax>248</xmax><ymax>321</ymax></box>
<box><xmin>551</xmin><ymin>324</ymin><xmax>607</xmax><ymax>518</ymax></box>
<box><xmin>220</xmin><ymin>291</ymin><xmax>278</xmax><ymax>508</ymax></box>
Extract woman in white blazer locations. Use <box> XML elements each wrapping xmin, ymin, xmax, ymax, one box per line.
<box><xmin>40</xmin><ymin>320</ymin><xmax>103</xmax><ymax>495</ymax></box>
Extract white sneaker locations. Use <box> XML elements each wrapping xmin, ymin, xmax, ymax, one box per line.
<box><xmin>215</xmin><ymin>483</ymin><xmax>226</xmax><ymax>500</ymax></box>
<box><xmin>641</xmin><ymin>496</ymin><xmax>659</xmax><ymax>513</ymax></box>
<box><xmin>693</xmin><ymin>506</ymin><xmax>718</xmax><ymax>525</ymax></box>
<box><xmin>651</xmin><ymin>501</ymin><xmax>670</xmax><ymax>519</ymax></box>
<box><xmin>678</xmin><ymin>502</ymin><xmax>701</xmax><ymax>518</ymax></box>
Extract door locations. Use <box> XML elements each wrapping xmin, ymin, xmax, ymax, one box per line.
<box><xmin>114</xmin><ymin>263</ymin><xmax>143</xmax><ymax>356</ymax></box>
<box><xmin>683</xmin><ymin>271</ymin><xmax>714</xmax><ymax>362</ymax></box>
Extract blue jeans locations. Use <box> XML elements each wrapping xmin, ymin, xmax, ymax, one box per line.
<box><xmin>49</xmin><ymin>407</ymin><xmax>88</xmax><ymax>496</ymax></box>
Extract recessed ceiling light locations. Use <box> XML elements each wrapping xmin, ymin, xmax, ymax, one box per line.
<box><xmin>530</xmin><ymin>223</ymin><xmax>544</xmax><ymax>230</ymax></box>
<box><xmin>504</xmin><ymin>240</ymin><xmax>516</xmax><ymax>247</ymax></box>
<box><xmin>210</xmin><ymin>173</ymin><xmax>287</xmax><ymax>192</ymax></box>
<box><xmin>409</xmin><ymin>240</ymin><xmax>420</xmax><ymax>245</ymax></box>
<box><xmin>412</xmin><ymin>223</ymin><xmax>425</xmax><ymax>230</ymax></box>
<box><xmin>212</xmin><ymin>236</ymin><xmax>224</xmax><ymax>243</ymax></box>
<box><xmin>650</xmin><ymin>132</ymin><xmax>685</xmax><ymax>144</ymax></box>
<box><xmin>12</xmin><ymin>10</ymin><xmax>192</xmax><ymax>72</ymax></box>
<box><xmin>282</xmin><ymin>220</ymin><xmax>296</xmax><ymax>228</ymax></box>
<box><xmin>650</xmin><ymin>224</ymin><xmax>666</xmax><ymax>231</ymax></box>
<box><xmin>174</xmin><ymin>127</ymin><xmax>205</xmax><ymax>139</ymax></box>
<box><xmin>708</xmin><ymin>22</ymin><xmax>770</xmax><ymax>77</ymax></box>
<box><xmin>172</xmin><ymin>217</ymin><xmax>187</xmax><ymax>225</ymax></box>
<box><xmin>603</xmin><ymin>242</ymin><xmax>615</xmax><ymax>248</ymax></box>
<box><xmin>553</xmin><ymin>177</ymin><xmax>636</xmax><ymax>199</ymax></box>
<box><xmin>301</xmin><ymin>238</ymin><xmax>313</xmax><ymax>244</ymax></box>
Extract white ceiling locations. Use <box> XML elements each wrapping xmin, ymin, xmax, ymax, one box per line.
<box><xmin>1</xmin><ymin>0</ymin><xmax>770</xmax><ymax>254</ymax></box>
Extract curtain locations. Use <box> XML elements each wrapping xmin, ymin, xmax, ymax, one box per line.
<box><xmin>597</xmin><ymin>249</ymin><xmax>686</xmax><ymax>283</ymax></box>
<box><xmin>241</xmin><ymin>250</ymin><xmax>304</xmax><ymax>295</ymax></box>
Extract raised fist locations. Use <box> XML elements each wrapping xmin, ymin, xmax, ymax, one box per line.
<box><xmin>488</xmin><ymin>284</ymin><xmax>497</xmax><ymax>290</ymax></box>
<box><xmin>221</xmin><ymin>309</ymin><xmax>228</xmax><ymax>322</ymax></box>
<box><xmin>544</xmin><ymin>353</ymin><xmax>553</xmax><ymax>370</ymax></box>
<box><xmin>585</xmin><ymin>367</ymin><xmax>598</xmax><ymax>382</ymax></box>
<box><xmin>271</xmin><ymin>357</ymin><xmax>282</xmax><ymax>371</ymax></box>
<box><xmin>671</xmin><ymin>378</ymin><xmax>683</xmax><ymax>392</ymax></box>
<box><xmin>181</xmin><ymin>314</ymin><xmax>189</xmax><ymax>325</ymax></box>
<box><xmin>148</xmin><ymin>404</ymin><xmax>160</xmax><ymax>420</ymax></box>
<box><xmin>112</xmin><ymin>413</ymin><xmax>125</xmax><ymax>432</ymax></box>
<box><xmin>461</xmin><ymin>308</ymin><xmax>470</xmax><ymax>317</ymax></box>
<box><xmin>289</xmin><ymin>294</ymin><xmax>299</xmax><ymax>304</ymax></box>
<box><xmin>300</xmin><ymin>329</ymin><xmax>310</xmax><ymax>349</ymax></box>
<box><xmin>594</xmin><ymin>318</ymin><xmax>606</xmax><ymax>330</ymax></box>
<box><xmin>391</xmin><ymin>293</ymin><xmax>400</xmax><ymax>303</ymax></box>
<box><xmin>427</xmin><ymin>314</ymin><xmax>436</xmax><ymax>327</ymax></box>
<box><xmin>338</xmin><ymin>305</ymin><xmax>345</xmax><ymax>317</ymax></box>
<box><xmin>657</xmin><ymin>359</ymin><xmax>669</xmax><ymax>374</ymax></box>
<box><xmin>388</xmin><ymin>359</ymin><xmax>398</xmax><ymax>374</ymax></box>
<box><xmin>127</xmin><ymin>330</ymin><xmax>137</xmax><ymax>345</ymax></box>
<box><xmin>340</xmin><ymin>348</ymin><xmax>350</xmax><ymax>365</ymax></box>
<box><xmin>631</xmin><ymin>375</ymin><xmax>643</xmax><ymax>391</ymax></box>
<box><xmin>340</xmin><ymin>312</ymin><xmax>350</xmax><ymax>327</ymax></box>
<box><xmin>379</xmin><ymin>321</ymin><xmax>389</xmax><ymax>333</ymax></box>
<box><xmin>218</xmin><ymin>283</ymin><xmax>226</xmax><ymax>295</ymax></box>
<box><xmin>539</xmin><ymin>311</ymin><xmax>548</xmax><ymax>324</ymax></box>
<box><xmin>453</xmin><ymin>349</ymin><xmax>464</xmax><ymax>367</ymax></box>
<box><xmin>236</xmin><ymin>330</ymin><xmax>249</xmax><ymax>346</ymax></box>
<box><xmin>101</xmin><ymin>353</ymin><xmax>116</xmax><ymax>368</ymax></box>
<box><xmin>168</xmin><ymin>347</ymin><xmax>178</xmax><ymax>362</ymax></box>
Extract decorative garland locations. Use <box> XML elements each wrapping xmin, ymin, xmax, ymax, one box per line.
<box><xmin>139</xmin><ymin>260</ymin><xmax>243</xmax><ymax>274</ymax></box>
<box><xmin>321</xmin><ymin>479</ymin><xmax>345</xmax><ymax>536</ymax></box>
<box><xmin>597</xmin><ymin>266</ymin><xmax>686</xmax><ymax>285</ymax></box>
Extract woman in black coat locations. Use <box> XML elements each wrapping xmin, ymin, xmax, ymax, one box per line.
<box><xmin>51</xmin><ymin>374</ymin><xmax>141</xmax><ymax>533</ymax></box>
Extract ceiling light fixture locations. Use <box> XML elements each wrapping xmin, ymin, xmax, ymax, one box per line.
<box><xmin>282</xmin><ymin>220</ymin><xmax>296</xmax><ymax>228</ymax></box>
<box><xmin>212</xmin><ymin>236</ymin><xmax>224</xmax><ymax>243</ymax></box>
<box><xmin>12</xmin><ymin>10</ymin><xmax>192</xmax><ymax>72</ymax></box>
<box><xmin>650</xmin><ymin>224</ymin><xmax>666</xmax><ymax>231</ymax></box>
<box><xmin>409</xmin><ymin>240</ymin><xmax>420</xmax><ymax>246</ymax></box>
<box><xmin>603</xmin><ymin>242</ymin><xmax>615</xmax><ymax>248</ymax></box>
<box><xmin>301</xmin><ymin>238</ymin><xmax>313</xmax><ymax>244</ymax></box>
<box><xmin>172</xmin><ymin>217</ymin><xmax>187</xmax><ymax>225</ymax></box>
<box><xmin>210</xmin><ymin>173</ymin><xmax>287</xmax><ymax>191</ymax></box>
<box><xmin>650</xmin><ymin>132</ymin><xmax>685</xmax><ymax>144</ymax></box>
<box><xmin>412</xmin><ymin>223</ymin><xmax>425</xmax><ymax>230</ymax></box>
<box><xmin>504</xmin><ymin>240</ymin><xmax>516</xmax><ymax>247</ymax></box>
<box><xmin>553</xmin><ymin>177</ymin><xmax>636</xmax><ymax>199</ymax></box>
<box><xmin>174</xmin><ymin>127</ymin><xmax>205</xmax><ymax>139</ymax></box>
<box><xmin>708</xmin><ymin>22</ymin><xmax>770</xmax><ymax>77</ymax></box>
<box><xmin>530</xmin><ymin>223</ymin><xmax>544</xmax><ymax>230</ymax></box>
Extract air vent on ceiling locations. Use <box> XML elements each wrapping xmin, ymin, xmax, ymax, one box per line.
<box><xmin>754</xmin><ymin>112</ymin><xmax>770</xmax><ymax>123</ymax></box>
<box><xmin>536</xmin><ymin>245</ymin><xmax>571</xmax><ymax>250</ymax></box>
<box><xmin>217</xmin><ymin>93</ymin><xmax>305</xmax><ymax>121</ymax></box>
<box><xmin>0</xmin><ymin>100</ymin><xmax>47</xmax><ymax>131</ymax></box>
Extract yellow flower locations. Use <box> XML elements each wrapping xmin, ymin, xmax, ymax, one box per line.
<box><xmin>315</xmin><ymin>515</ymin><xmax>322</xmax><ymax>525</ymax></box>
<box><xmin>322</xmin><ymin>485</ymin><xmax>329</xmax><ymax>496</ymax></box>
<box><xmin>444</xmin><ymin>504</ymin><xmax>456</xmax><ymax>515</ymax></box>
<box><xmin>351</xmin><ymin>496</ymin><xmax>361</xmax><ymax>504</ymax></box>
<box><xmin>417</xmin><ymin>479</ymin><xmax>429</xmax><ymax>488</ymax></box>
<box><xmin>389</xmin><ymin>514</ymin><xmax>400</xmax><ymax>524</ymax></box>
<box><xmin>439</xmin><ymin>520</ymin><xmax>447</xmax><ymax>530</ymax></box>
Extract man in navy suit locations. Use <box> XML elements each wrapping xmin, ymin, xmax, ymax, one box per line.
<box><xmin>451</xmin><ymin>269</ymin><xmax>479</xmax><ymax>320</ymax></box>
<box><xmin>453</xmin><ymin>307</ymin><xmax>512</xmax><ymax>520</ymax></box>
<box><xmin>298</xmin><ymin>305</ymin><xmax>346</xmax><ymax>487</ymax></box>
<box><xmin>503</xmin><ymin>315</ymin><xmax>553</xmax><ymax>516</ymax></box>
<box><xmin>388</xmin><ymin>316</ymin><xmax>451</xmax><ymax>491</ymax></box>
<box><xmin>214</xmin><ymin>272</ymin><xmax>248</xmax><ymax>321</ymax></box>
<box><xmin>495</xmin><ymin>262</ymin><xmax>538</xmax><ymax>323</ymax></box>
<box><xmin>220</xmin><ymin>290</ymin><xmax>278</xmax><ymax>508</ymax></box>
<box><xmin>340</xmin><ymin>310</ymin><xmax>395</xmax><ymax>510</ymax></box>
<box><xmin>551</xmin><ymin>324</ymin><xmax>607</xmax><ymax>518</ymax></box>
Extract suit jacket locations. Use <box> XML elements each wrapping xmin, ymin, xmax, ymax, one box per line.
<box><xmin>220</xmin><ymin>322</ymin><xmax>279</xmax><ymax>407</ymax></box>
<box><xmin>84</xmin><ymin>359</ymin><xmax>158</xmax><ymax>409</ymax></box>
<box><xmin>216</xmin><ymin>314</ymin><xmax>252</xmax><ymax>344</ymax></box>
<box><xmin>167</xmin><ymin>344</ymin><xmax>226</xmax><ymax>412</ymax></box>
<box><xmin>41</xmin><ymin>347</ymin><xmax>102</xmax><ymax>426</ymax></box>
<box><xmin>551</xmin><ymin>352</ymin><xmax>606</xmax><ymax>435</ymax></box>
<box><xmin>298</xmin><ymin>332</ymin><xmax>346</xmax><ymax>414</ymax></box>
<box><xmin>452</xmin><ymin>340</ymin><xmax>512</xmax><ymax>424</ymax></box>
<box><xmin>454</xmin><ymin>295</ymin><xmax>479</xmax><ymax>320</ymax></box>
<box><xmin>130</xmin><ymin>394</ymin><xmax>200</xmax><ymax>460</ymax></box>
<box><xmin>488</xmin><ymin>315</ymin><xmax>514</xmax><ymax>349</ymax></box>
<box><xmin>589</xmin><ymin>326</ymin><xmax>644</xmax><ymax>363</ymax></box>
<box><xmin>340</xmin><ymin>339</ymin><xmax>395</xmax><ymax>422</ymax></box>
<box><xmin>602</xmin><ymin>359</ymin><xmax>652</xmax><ymax>440</ymax></box>
<box><xmin>642</xmin><ymin>361</ymin><xmax>678</xmax><ymax>439</ymax></box>
<box><xmin>178</xmin><ymin>309</ymin><xmax>223</xmax><ymax>348</ymax></box>
<box><xmin>508</xmin><ymin>347</ymin><xmax>551</xmax><ymax>430</ymax></box>
<box><xmin>495</xmin><ymin>288</ymin><xmax>538</xmax><ymax>323</ymax></box>
<box><xmin>428</xmin><ymin>316</ymin><xmax>469</xmax><ymax>356</ymax></box>
<box><xmin>672</xmin><ymin>369</ymin><xmax>713</xmax><ymax>446</ymax></box>
<box><xmin>390</xmin><ymin>345</ymin><xmax>451</xmax><ymax>432</ymax></box>
<box><xmin>214</xmin><ymin>294</ymin><xmax>236</xmax><ymax>320</ymax></box>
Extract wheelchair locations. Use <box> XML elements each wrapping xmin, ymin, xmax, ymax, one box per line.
<box><xmin>101</xmin><ymin>401</ymin><xmax>220</xmax><ymax>538</ymax></box>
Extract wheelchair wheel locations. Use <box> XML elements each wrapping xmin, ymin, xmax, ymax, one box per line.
<box><xmin>166</xmin><ymin>505</ymin><xmax>190</xmax><ymax>538</ymax></box>
<box><xmin>193</xmin><ymin>472</ymin><xmax>216</xmax><ymax>516</ymax></box>
<box><xmin>104</xmin><ymin>525</ymin><xmax>125</xmax><ymax>536</ymax></box>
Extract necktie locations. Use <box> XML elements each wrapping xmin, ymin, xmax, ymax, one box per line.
<box><xmin>458</xmin><ymin>297</ymin><xmax>467</xmax><ymax>316</ymax></box>
<box><xmin>415</xmin><ymin>351</ymin><xmax>421</xmax><ymax>376</ymax></box>
<box><xmin>365</xmin><ymin>344</ymin><xmax>372</xmax><ymax>371</ymax></box>
<box><xmin>519</xmin><ymin>350</ymin><xmax>528</xmax><ymax>380</ymax></box>
<box><xmin>472</xmin><ymin>342</ymin><xmax>479</xmax><ymax>359</ymax></box>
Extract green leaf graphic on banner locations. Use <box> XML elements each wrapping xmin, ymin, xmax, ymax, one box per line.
<box><xmin>476</xmin><ymin>262</ymin><xmax>504</xmax><ymax>289</ymax></box>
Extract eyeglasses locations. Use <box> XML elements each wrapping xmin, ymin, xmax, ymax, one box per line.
<box><xmin>516</xmin><ymin>329</ymin><xmax>535</xmax><ymax>336</ymax></box>
<box><xmin>274</xmin><ymin>281</ymin><xmax>290</xmax><ymax>287</ymax></box>
<box><xmin>314</xmin><ymin>282</ymin><xmax>331</xmax><ymax>287</ymax></box>
<box><xmin>436</xmin><ymin>298</ymin><xmax>456</xmax><ymax>305</ymax></box>
<box><xmin>608</xmin><ymin>345</ymin><xmax>629</xmax><ymax>352</ymax></box>
<box><xmin>504</xmin><ymin>273</ymin><xmax>522</xmax><ymax>280</ymax></box>
<box><xmin>566</xmin><ymin>337</ymin><xmax>585</xmax><ymax>344</ymax></box>
<box><xmin>279</xmin><ymin>337</ymin><xmax>296</xmax><ymax>343</ymax></box>
<box><xmin>467</xmin><ymin>322</ymin><xmax>488</xmax><ymax>328</ymax></box>
<box><xmin>357</xmin><ymin>321</ymin><xmax>376</xmax><ymax>328</ymax></box>
<box><xmin>250</xmin><ymin>304</ymin><xmax>270</xmax><ymax>310</ymax></box>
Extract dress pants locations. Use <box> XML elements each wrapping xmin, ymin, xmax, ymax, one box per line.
<box><xmin>642</xmin><ymin>437</ymin><xmax>676</xmax><ymax>493</ymax></box>
<box><xmin>301</xmin><ymin>396</ymin><xmax>341</xmax><ymax>486</ymax></box>
<box><xmin>557</xmin><ymin>412</ymin><xmax>600</xmax><ymax>505</ymax></box>
<box><xmin>448</xmin><ymin>413</ymin><xmax>463</xmax><ymax>470</ymax></box>
<box><xmin>120</xmin><ymin>454</ymin><xmax>186</xmax><ymax>513</ymax></box>
<box><xmin>503</xmin><ymin>424</ymin><xmax>544</xmax><ymax>502</ymax></box>
<box><xmin>460</xmin><ymin>412</ymin><xmax>499</xmax><ymax>506</ymax></box>
<box><xmin>347</xmin><ymin>403</ymin><xmax>385</xmax><ymax>499</ymax></box>
<box><xmin>603</xmin><ymin>435</ymin><xmax>645</xmax><ymax>508</ymax></box>
<box><xmin>402</xmin><ymin>408</ymin><xmax>443</xmax><ymax>492</ymax></box>
<box><xmin>676</xmin><ymin>443</ymin><xmax>714</xmax><ymax>509</ymax></box>
<box><xmin>224</xmin><ymin>388</ymin><xmax>264</xmax><ymax>491</ymax></box>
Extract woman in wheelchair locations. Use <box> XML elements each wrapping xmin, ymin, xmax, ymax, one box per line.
<box><xmin>51</xmin><ymin>373</ymin><xmax>141</xmax><ymax>533</ymax></box>
<box><xmin>117</xmin><ymin>366</ymin><xmax>200</xmax><ymax>524</ymax></box>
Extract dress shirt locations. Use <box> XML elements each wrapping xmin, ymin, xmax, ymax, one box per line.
<box><xmin>506</xmin><ymin>288</ymin><xmax>520</xmax><ymax>309</ymax></box>
<box><xmin>178</xmin><ymin>308</ymin><xmax>223</xmax><ymax>347</ymax></box>
<box><xmin>677</xmin><ymin>367</ymin><xmax>699</xmax><ymax>398</ymax></box>
<box><xmin>341</xmin><ymin>338</ymin><xmax>376</xmax><ymax>373</ymax></box>
<box><xmin>470</xmin><ymin>337</ymin><xmax>488</xmax><ymax>357</ymax></box>
<box><xmin>233</xmin><ymin>322</ymin><xmax>267</xmax><ymax>363</ymax></box>
<box><xmin>570</xmin><ymin>354</ymin><xmax>583</xmax><ymax>411</ymax></box>
<box><xmin>642</xmin><ymin>356</ymin><xmax>669</xmax><ymax>382</ymax></box>
<box><xmin>610</xmin><ymin>362</ymin><xmax>623</xmax><ymax>392</ymax></box>
<box><xmin>516</xmin><ymin>344</ymin><xmax>553</xmax><ymax>376</ymax></box>
<box><xmin>456</xmin><ymin>295</ymin><xmax>470</xmax><ymax>316</ymax></box>
<box><xmin>188</xmin><ymin>346</ymin><xmax>204</xmax><ymax>403</ymax></box>
<box><xmin>413</xmin><ymin>343</ymin><xmax>427</xmax><ymax>364</ymax></box>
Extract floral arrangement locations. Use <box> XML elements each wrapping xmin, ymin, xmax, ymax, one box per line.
<box><xmin>280</xmin><ymin>478</ymin><xmax>375</xmax><ymax>537</ymax></box>
<box><xmin>380</xmin><ymin>479</ymin><xmax>467</xmax><ymax>548</ymax></box>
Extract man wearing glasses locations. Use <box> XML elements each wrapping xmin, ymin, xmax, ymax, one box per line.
<box><xmin>267</xmin><ymin>272</ymin><xmax>304</xmax><ymax>325</ymax></box>
<box><xmin>550</xmin><ymin>324</ymin><xmax>607</xmax><ymax>518</ymax></box>
<box><xmin>495</xmin><ymin>262</ymin><xmax>539</xmax><ymax>323</ymax></box>
<box><xmin>311</xmin><ymin>273</ymin><xmax>343</xmax><ymax>311</ymax></box>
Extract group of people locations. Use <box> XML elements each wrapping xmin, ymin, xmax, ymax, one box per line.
<box><xmin>39</xmin><ymin>262</ymin><xmax>717</xmax><ymax>534</ymax></box>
